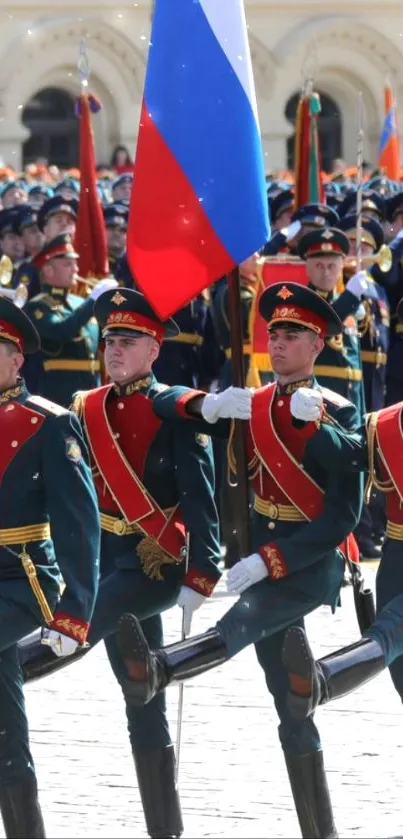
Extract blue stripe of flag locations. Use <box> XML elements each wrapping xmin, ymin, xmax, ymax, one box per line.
<box><xmin>145</xmin><ymin>0</ymin><xmax>270</xmax><ymax>262</ymax></box>
<box><xmin>378</xmin><ymin>108</ymin><xmax>396</xmax><ymax>156</ymax></box>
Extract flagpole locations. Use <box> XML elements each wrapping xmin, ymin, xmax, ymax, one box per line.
<box><xmin>227</xmin><ymin>267</ymin><xmax>252</xmax><ymax>557</ymax></box>
<box><xmin>356</xmin><ymin>91</ymin><xmax>364</xmax><ymax>271</ymax></box>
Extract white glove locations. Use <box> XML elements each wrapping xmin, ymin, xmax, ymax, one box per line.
<box><xmin>41</xmin><ymin>628</ymin><xmax>79</xmax><ymax>658</ymax></box>
<box><xmin>89</xmin><ymin>278</ymin><xmax>119</xmax><ymax>301</ymax></box>
<box><xmin>346</xmin><ymin>270</ymin><xmax>369</xmax><ymax>299</ymax></box>
<box><xmin>227</xmin><ymin>553</ymin><xmax>268</xmax><ymax>595</ymax></box>
<box><xmin>177</xmin><ymin>586</ymin><xmax>206</xmax><ymax>635</ymax></box>
<box><xmin>201</xmin><ymin>387</ymin><xmax>252</xmax><ymax>424</ymax></box>
<box><xmin>281</xmin><ymin>220</ymin><xmax>302</xmax><ymax>242</ymax></box>
<box><xmin>290</xmin><ymin>387</ymin><xmax>323</xmax><ymax>422</ymax></box>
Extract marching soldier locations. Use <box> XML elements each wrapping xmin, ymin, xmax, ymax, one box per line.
<box><xmin>14</xmin><ymin>205</ymin><xmax>44</xmax><ymax>262</ymax></box>
<box><xmin>0</xmin><ymin>208</ymin><xmax>25</xmax><ymax>276</ymax></box>
<box><xmin>103</xmin><ymin>204</ymin><xmax>128</xmax><ymax>281</ymax></box>
<box><xmin>25</xmin><ymin>234</ymin><xmax>116</xmax><ymax>407</ymax></box>
<box><xmin>111</xmin><ymin>173</ymin><xmax>133</xmax><ymax>204</ymax></box>
<box><xmin>298</xmin><ymin>227</ymin><xmax>366</xmax><ymax>416</ymax></box>
<box><xmin>22</xmin><ymin>288</ymin><xmax>222</xmax><ymax>839</ymax></box>
<box><xmin>282</xmin><ymin>381</ymin><xmax>403</xmax><ymax>724</ymax></box>
<box><xmin>263</xmin><ymin>202</ymin><xmax>339</xmax><ymax>257</ymax></box>
<box><xmin>0</xmin><ymin>296</ymin><xmax>99</xmax><ymax>838</ymax></box>
<box><xmin>114</xmin><ymin>282</ymin><xmax>363</xmax><ymax>839</ymax></box>
<box><xmin>13</xmin><ymin>194</ymin><xmax>78</xmax><ymax>302</ymax></box>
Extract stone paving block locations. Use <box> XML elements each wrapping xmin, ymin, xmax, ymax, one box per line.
<box><xmin>1</xmin><ymin>565</ymin><xmax>401</xmax><ymax>838</ymax></box>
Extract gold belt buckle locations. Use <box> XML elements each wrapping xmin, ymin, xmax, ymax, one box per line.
<box><xmin>267</xmin><ymin>502</ymin><xmax>279</xmax><ymax>520</ymax></box>
<box><xmin>113</xmin><ymin>519</ymin><xmax>128</xmax><ymax>536</ymax></box>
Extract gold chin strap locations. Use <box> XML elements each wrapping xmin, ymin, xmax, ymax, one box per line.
<box><xmin>365</xmin><ymin>411</ymin><xmax>394</xmax><ymax>503</ymax></box>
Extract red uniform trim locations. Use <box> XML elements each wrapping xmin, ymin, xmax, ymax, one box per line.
<box><xmin>175</xmin><ymin>389</ymin><xmax>206</xmax><ymax>418</ymax></box>
<box><xmin>258</xmin><ymin>543</ymin><xmax>288</xmax><ymax>579</ymax></box>
<box><xmin>184</xmin><ymin>566</ymin><xmax>216</xmax><ymax>596</ymax></box>
<box><xmin>0</xmin><ymin>401</ymin><xmax>45</xmax><ymax>483</ymax></box>
<box><xmin>375</xmin><ymin>403</ymin><xmax>403</xmax><ymax>502</ymax></box>
<box><xmin>51</xmin><ymin>612</ymin><xmax>89</xmax><ymax>644</ymax></box>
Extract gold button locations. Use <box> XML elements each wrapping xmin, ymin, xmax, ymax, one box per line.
<box><xmin>268</xmin><ymin>522</ymin><xmax>275</xmax><ymax>530</ymax></box>
<box><xmin>277</xmin><ymin>400</ymin><xmax>284</xmax><ymax>407</ymax></box>
<box><xmin>117</xmin><ymin>402</ymin><xmax>124</xmax><ymax>410</ymax></box>
<box><xmin>113</xmin><ymin>519</ymin><xmax>127</xmax><ymax>535</ymax></box>
<box><xmin>31</xmin><ymin>417</ymin><xmax>38</xmax><ymax>424</ymax></box>
<box><xmin>11</xmin><ymin>441</ymin><xmax>18</xmax><ymax>447</ymax></box>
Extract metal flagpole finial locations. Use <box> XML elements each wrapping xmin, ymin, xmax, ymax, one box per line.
<box><xmin>77</xmin><ymin>39</ymin><xmax>90</xmax><ymax>90</ymax></box>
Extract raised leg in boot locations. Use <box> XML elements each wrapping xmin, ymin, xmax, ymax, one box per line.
<box><xmin>282</xmin><ymin>626</ymin><xmax>385</xmax><ymax>720</ymax></box>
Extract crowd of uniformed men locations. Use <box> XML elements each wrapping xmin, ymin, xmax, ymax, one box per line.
<box><xmin>1</xmin><ymin>163</ymin><xmax>403</xmax><ymax>839</ymax></box>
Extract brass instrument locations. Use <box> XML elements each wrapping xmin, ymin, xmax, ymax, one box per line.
<box><xmin>74</xmin><ymin>275</ymin><xmax>99</xmax><ymax>288</ymax></box>
<box><xmin>343</xmin><ymin>244</ymin><xmax>393</xmax><ymax>274</ymax></box>
<box><xmin>0</xmin><ymin>254</ymin><xmax>13</xmax><ymax>287</ymax></box>
<box><xmin>0</xmin><ymin>284</ymin><xmax>28</xmax><ymax>309</ymax></box>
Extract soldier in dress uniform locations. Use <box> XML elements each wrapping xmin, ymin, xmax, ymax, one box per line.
<box><xmin>13</xmin><ymin>195</ymin><xmax>78</xmax><ymax>302</ymax></box>
<box><xmin>22</xmin><ymin>288</ymin><xmax>222</xmax><ymax>839</ymax></box>
<box><xmin>263</xmin><ymin>202</ymin><xmax>339</xmax><ymax>257</ymax></box>
<box><xmin>27</xmin><ymin>185</ymin><xmax>54</xmax><ymax>212</ymax></box>
<box><xmin>338</xmin><ymin>189</ymin><xmax>385</xmax><ymax>223</ymax></box>
<box><xmin>298</xmin><ymin>227</ymin><xmax>366</xmax><ymax>417</ymax></box>
<box><xmin>281</xmin><ymin>381</ymin><xmax>403</xmax><ymax>727</ymax></box>
<box><xmin>376</xmin><ymin>193</ymin><xmax>403</xmax><ymax>406</ymax></box>
<box><xmin>111</xmin><ymin>173</ymin><xmax>133</xmax><ymax>205</ymax></box>
<box><xmin>0</xmin><ymin>208</ymin><xmax>25</xmax><ymax>277</ymax></box>
<box><xmin>113</xmin><ymin>282</ymin><xmax>363</xmax><ymax>839</ymax></box>
<box><xmin>13</xmin><ymin>206</ymin><xmax>44</xmax><ymax>263</ymax></box>
<box><xmin>0</xmin><ymin>181</ymin><xmax>27</xmax><ymax>209</ymax></box>
<box><xmin>103</xmin><ymin>204</ymin><xmax>128</xmax><ymax>281</ymax></box>
<box><xmin>0</xmin><ymin>296</ymin><xmax>99</xmax><ymax>838</ymax></box>
<box><xmin>25</xmin><ymin>234</ymin><xmax>116</xmax><ymax>407</ymax></box>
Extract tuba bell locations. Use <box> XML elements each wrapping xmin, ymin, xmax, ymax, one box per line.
<box><xmin>0</xmin><ymin>254</ymin><xmax>13</xmax><ymax>287</ymax></box>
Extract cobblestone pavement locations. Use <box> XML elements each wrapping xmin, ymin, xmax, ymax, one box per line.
<box><xmin>12</xmin><ymin>563</ymin><xmax>403</xmax><ymax>839</ymax></box>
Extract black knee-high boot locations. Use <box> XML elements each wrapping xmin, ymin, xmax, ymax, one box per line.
<box><xmin>285</xmin><ymin>751</ymin><xmax>338</xmax><ymax>838</ymax></box>
<box><xmin>19</xmin><ymin>630</ymin><xmax>88</xmax><ymax>683</ymax></box>
<box><xmin>116</xmin><ymin>613</ymin><xmax>227</xmax><ymax>705</ymax></box>
<box><xmin>282</xmin><ymin>626</ymin><xmax>385</xmax><ymax>720</ymax></box>
<box><xmin>133</xmin><ymin>744</ymin><xmax>183</xmax><ymax>838</ymax></box>
<box><xmin>0</xmin><ymin>776</ymin><xmax>46</xmax><ymax>838</ymax></box>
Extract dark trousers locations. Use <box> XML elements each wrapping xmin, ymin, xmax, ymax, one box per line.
<box><xmin>215</xmin><ymin>575</ymin><xmax>335</xmax><ymax>756</ymax></box>
<box><xmin>88</xmin><ymin>567</ymin><xmax>181</xmax><ymax>754</ymax></box>
<box><xmin>0</xmin><ymin>580</ymin><xmax>59</xmax><ymax>784</ymax></box>
<box><xmin>373</xmin><ymin>540</ymin><xmax>403</xmax><ymax>698</ymax></box>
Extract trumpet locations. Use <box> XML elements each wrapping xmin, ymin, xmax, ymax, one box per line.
<box><xmin>0</xmin><ymin>283</ymin><xmax>28</xmax><ymax>309</ymax></box>
<box><xmin>73</xmin><ymin>275</ymin><xmax>99</xmax><ymax>288</ymax></box>
<box><xmin>0</xmin><ymin>254</ymin><xmax>13</xmax><ymax>287</ymax></box>
<box><xmin>344</xmin><ymin>244</ymin><xmax>393</xmax><ymax>274</ymax></box>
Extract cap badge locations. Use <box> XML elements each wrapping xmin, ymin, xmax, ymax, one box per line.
<box><xmin>277</xmin><ymin>286</ymin><xmax>293</xmax><ymax>301</ymax></box>
<box><xmin>110</xmin><ymin>291</ymin><xmax>127</xmax><ymax>306</ymax></box>
<box><xmin>322</xmin><ymin>229</ymin><xmax>334</xmax><ymax>240</ymax></box>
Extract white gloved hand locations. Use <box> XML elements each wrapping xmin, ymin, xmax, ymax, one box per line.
<box><xmin>281</xmin><ymin>220</ymin><xmax>302</xmax><ymax>242</ymax></box>
<box><xmin>177</xmin><ymin>586</ymin><xmax>207</xmax><ymax>635</ymax></box>
<box><xmin>201</xmin><ymin>387</ymin><xmax>252</xmax><ymax>424</ymax></box>
<box><xmin>346</xmin><ymin>270</ymin><xmax>369</xmax><ymax>299</ymax></box>
<box><xmin>290</xmin><ymin>387</ymin><xmax>324</xmax><ymax>422</ymax></box>
<box><xmin>41</xmin><ymin>629</ymin><xmax>79</xmax><ymax>658</ymax></box>
<box><xmin>227</xmin><ymin>553</ymin><xmax>268</xmax><ymax>595</ymax></box>
<box><xmin>89</xmin><ymin>278</ymin><xmax>119</xmax><ymax>301</ymax></box>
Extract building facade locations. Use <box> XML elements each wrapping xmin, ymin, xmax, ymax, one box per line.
<box><xmin>1</xmin><ymin>1</ymin><xmax>403</xmax><ymax>172</ymax></box>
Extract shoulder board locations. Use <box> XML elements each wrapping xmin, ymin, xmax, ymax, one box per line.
<box><xmin>152</xmin><ymin>383</ymin><xmax>170</xmax><ymax>394</ymax></box>
<box><xmin>25</xmin><ymin>395</ymin><xmax>68</xmax><ymax>417</ymax></box>
<box><xmin>29</xmin><ymin>293</ymin><xmax>59</xmax><ymax>309</ymax></box>
<box><xmin>70</xmin><ymin>390</ymin><xmax>90</xmax><ymax>418</ymax></box>
<box><xmin>319</xmin><ymin>386</ymin><xmax>351</xmax><ymax>408</ymax></box>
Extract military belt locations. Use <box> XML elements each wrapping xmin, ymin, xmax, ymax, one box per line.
<box><xmin>100</xmin><ymin>512</ymin><xmax>142</xmax><ymax>536</ymax></box>
<box><xmin>165</xmin><ymin>333</ymin><xmax>203</xmax><ymax>346</ymax></box>
<box><xmin>254</xmin><ymin>496</ymin><xmax>305</xmax><ymax>521</ymax></box>
<box><xmin>225</xmin><ymin>343</ymin><xmax>252</xmax><ymax>359</ymax></box>
<box><xmin>43</xmin><ymin>359</ymin><xmax>100</xmax><ymax>373</ymax></box>
<box><xmin>100</xmin><ymin>509</ymin><xmax>175</xmax><ymax>537</ymax></box>
<box><xmin>361</xmin><ymin>350</ymin><xmax>387</xmax><ymax>366</ymax></box>
<box><xmin>386</xmin><ymin>521</ymin><xmax>403</xmax><ymax>540</ymax></box>
<box><xmin>0</xmin><ymin>523</ymin><xmax>51</xmax><ymax>544</ymax></box>
<box><xmin>0</xmin><ymin>523</ymin><xmax>53</xmax><ymax>625</ymax></box>
<box><xmin>313</xmin><ymin>365</ymin><xmax>362</xmax><ymax>382</ymax></box>
<box><xmin>395</xmin><ymin>324</ymin><xmax>403</xmax><ymax>334</ymax></box>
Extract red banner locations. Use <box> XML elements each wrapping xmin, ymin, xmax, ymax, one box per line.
<box><xmin>252</xmin><ymin>260</ymin><xmax>308</xmax><ymax>355</ymax></box>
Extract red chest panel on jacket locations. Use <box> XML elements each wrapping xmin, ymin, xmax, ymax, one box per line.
<box><xmin>0</xmin><ymin>401</ymin><xmax>45</xmax><ymax>485</ymax></box>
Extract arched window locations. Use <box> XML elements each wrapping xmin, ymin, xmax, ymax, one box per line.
<box><xmin>285</xmin><ymin>91</ymin><xmax>342</xmax><ymax>173</ymax></box>
<box><xmin>22</xmin><ymin>87</ymin><xmax>79</xmax><ymax>168</ymax></box>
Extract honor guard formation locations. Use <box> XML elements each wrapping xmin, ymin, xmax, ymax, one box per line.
<box><xmin>3</xmin><ymin>34</ymin><xmax>403</xmax><ymax>839</ymax></box>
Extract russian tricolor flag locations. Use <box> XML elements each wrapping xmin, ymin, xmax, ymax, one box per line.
<box><xmin>127</xmin><ymin>0</ymin><xmax>270</xmax><ymax>319</ymax></box>
<box><xmin>377</xmin><ymin>82</ymin><xmax>400</xmax><ymax>180</ymax></box>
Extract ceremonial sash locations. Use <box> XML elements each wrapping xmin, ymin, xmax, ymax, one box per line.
<box><xmin>83</xmin><ymin>386</ymin><xmax>185</xmax><ymax>559</ymax></box>
<box><xmin>250</xmin><ymin>384</ymin><xmax>324</xmax><ymax>521</ymax></box>
<box><xmin>374</xmin><ymin>402</ymin><xmax>403</xmax><ymax>502</ymax></box>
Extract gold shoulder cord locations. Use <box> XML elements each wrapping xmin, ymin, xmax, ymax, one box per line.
<box><xmin>365</xmin><ymin>411</ymin><xmax>394</xmax><ymax>503</ymax></box>
<box><xmin>226</xmin><ymin>419</ymin><xmax>259</xmax><ymax>487</ymax></box>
